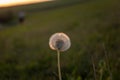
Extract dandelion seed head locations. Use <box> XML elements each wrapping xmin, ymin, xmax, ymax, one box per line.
<box><xmin>49</xmin><ymin>32</ymin><xmax>71</xmax><ymax>52</ymax></box>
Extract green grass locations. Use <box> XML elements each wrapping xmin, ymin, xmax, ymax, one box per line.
<box><xmin>0</xmin><ymin>0</ymin><xmax>120</xmax><ymax>80</ymax></box>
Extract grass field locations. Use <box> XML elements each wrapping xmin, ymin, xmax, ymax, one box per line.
<box><xmin>0</xmin><ymin>0</ymin><xmax>120</xmax><ymax>80</ymax></box>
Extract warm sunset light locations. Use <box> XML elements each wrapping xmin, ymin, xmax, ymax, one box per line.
<box><xmin>0</xmin><ymin>0</ymin><xmax>53</xmax><ymax>7</ymax></box>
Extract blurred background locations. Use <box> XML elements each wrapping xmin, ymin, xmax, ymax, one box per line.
<box><xmin>0</xmin><ymin>0</ymin><xmax>120</xmax><ymax>80</ymax></box>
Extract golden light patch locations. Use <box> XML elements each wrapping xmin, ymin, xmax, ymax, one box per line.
<box><xmin>0</xmin><ymin>0</ymin><xmax>53</xmax><ymax>7</ymax></box>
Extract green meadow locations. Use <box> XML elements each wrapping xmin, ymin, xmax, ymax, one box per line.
<box><xmin>0</xmin><ymin>0</ymin><xmax>120</xmax><ymax>80</ymax></box>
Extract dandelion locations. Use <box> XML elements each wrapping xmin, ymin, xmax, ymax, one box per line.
<box><xmin>49</xmin><ymin>32</ymin><xmax>71</xmax><ymax>51</ymax></box>
<box><xmin>49</xmin><ymin>32</ymin><xmax>71</xmax><ymax>80</ymax></box>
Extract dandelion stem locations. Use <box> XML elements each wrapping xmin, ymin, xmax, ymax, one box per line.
<box><xmin>57</xmin><ymin>50</ymin><xmax>62</xmax><ymax>80</ymax></box>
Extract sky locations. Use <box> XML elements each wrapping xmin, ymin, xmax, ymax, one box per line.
<box><xmin>0</xmin><ymin>0</ymin><xmax>52</xmax><ymax>7</ymax></box>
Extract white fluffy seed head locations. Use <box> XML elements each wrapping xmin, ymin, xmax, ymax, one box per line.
<box><xmin>49</xmin><ymin>32</ymin><xmax>71</xmax><ymax>52</ymax></box>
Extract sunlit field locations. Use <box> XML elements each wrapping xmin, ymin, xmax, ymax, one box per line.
<box><xmin>0</xmin><ymin>0</ymin><xmax>53</xmax><ymax>7</ymax></box>
<box><xmin>0</xmin><ymin>0</ymin><xmax>120</xmax><ymax>80</ymax></box>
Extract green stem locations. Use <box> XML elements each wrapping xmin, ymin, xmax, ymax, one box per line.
<box><xmin>91</xmin><ymin>55</ymin><xmax>97</xmax><ymax>80</ymax></box>
<box><xmin>103</xmin><ymin>43</ymin><xmax>113</xmax><ymax>80</ymax></box>
<box><xmin>100</xmin><ymin>69</ymin><xmax>103</xmax><ymax>80</ymax></box>
<box><xmin>57</xmin><ymin>50</ymin><xmax>62</xmax><ymax>80</ymax></box>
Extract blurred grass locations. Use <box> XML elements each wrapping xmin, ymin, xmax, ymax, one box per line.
<box><xmin>0</xmin><ymin>0</ymin><xmax>120</xmax><ymax>80</ymax></box>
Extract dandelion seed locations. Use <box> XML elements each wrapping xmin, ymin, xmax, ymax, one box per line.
<box><xmin>49</xmin><ymin>32</ymin><xmax>71</xmax><ymax>52</ymax></box>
